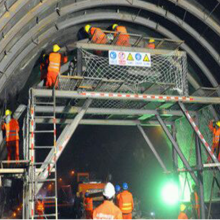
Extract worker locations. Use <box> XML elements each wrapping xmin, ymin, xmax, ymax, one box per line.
<box><xmin>112</xmin><ymin>24</ymin><xmax>130</xmax><ymax>47</ymax></box>
<box><xmin>147</xmin><ymin>38</ymin><xmax>156</xmax><ymax>49</ymax></box>
<box><xmin>115</xmin><ymin>185</ymin><xmax>121</xmax><ymax>206</ymax></box>
<box><xmin>118</xmin><ymin>183</ymin><xmax>134</xmax><ymax>219</ymax></box>
<box><xmin>84</xmin><ymin>192</ymin><xmax>93</xmax><ymax>219</ymax></box>
<box><xmin>93</xmin><ymin>182</ymin><xmax>122</xmax><ymax>219</ymax></box>
<box><xmin>36</xmin><ymin>200</ymin><xmax>45</xmax><ymax>219</ymax></box>
<box><xmin>191</xmin><ymin>184</ymin><xmax>200</xmax><ymax>219</ymax></box>
<box><xmin>178</xmin><ymin>204</ymin><xmax>188</xmax><ymax>219</ymax></box>
<box><xmin>46</xmin><ymin>44</ymin><xmax>68</xmax><ymax>88</ymax></box>
<box><xmin>208</xmin><ymin>120</ymin><xmax>220</xmax><ymax>161</ymax></box>
<box><xmin>1</xmin><ymin>110</ymin><xmax>20</xmax><ymax>162</ymax></box>
<box><xmin>40</xmin><ymin>54</ymin><xmax>49</xmax><ymax>86</ymax></box>
<box><xmin>84</xmin><ymin>25</ymin><xmax>107</xmax><ymax>44</ymax></box>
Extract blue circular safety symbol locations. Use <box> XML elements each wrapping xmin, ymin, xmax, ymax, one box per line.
<box><xmin>135</xmin><ymin>53</ymin><xmax>142</xmax><ymax>61</ymax></box>
<box><xmin>110</xmin><ymin>52</ymin><xmax>117</xmax><ymax>59</ymax></box>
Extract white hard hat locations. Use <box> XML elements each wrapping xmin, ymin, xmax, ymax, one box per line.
<box><xmin>103</xmin><ymin>182</ymin><xmax>115</xmax><ymax>199</ymax></box>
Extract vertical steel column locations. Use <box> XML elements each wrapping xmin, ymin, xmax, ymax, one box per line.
<box><xmin>156</xmin><ymin>113</ymin><xmax>198</xmax><ymax>184</ymax></box>
<box><xmin>137</xmin><ymin>125</ymin><xmax>168</xmax><ymax>173</ymax></box>
<box><xmin>172</xmin><ymin>124</ymin><xmax>178</xmax><ymax>171</ymax></box>
<box><xmin>178</xmin><ymin>102</ymin><xmax>220</xmax><ymax>171</ymax></box>
<box><xmin>195</xmin><ymin>114</ymin><xmax>205</xmax><ymax>219</ymax></box>
<box><xmin>77</xmin><ymin>48</ymin><xmax>82</xmax><ymax>76</ymax></box>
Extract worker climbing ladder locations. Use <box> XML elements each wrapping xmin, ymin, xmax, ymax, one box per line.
<box><xmin>24</xmin><ymin>88</ymin><xmax>58</xmax><ymax>219</ymax></box>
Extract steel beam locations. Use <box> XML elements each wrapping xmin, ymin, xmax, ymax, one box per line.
<box><xmin>178</xmin><ymin>102</ymin><xmax>220</xmax><ymax>171</ymax></box>
<box><xmin>35</xmin><ymin>106</ymin><xmax>194</xmax><ymax>117</ymax></box>
<box><xmin>35</xmin><ymin>99</ymin><xmax>92</xmax><ymax>194</ymax></box>
<box><xmin>137</xmin><ymin>125</ymin><xmax>169</xmax><ymax>173</ymax></box>
<box><xmin>32</xmin><ymin>89</ymin><xmax>220</xmax><ymax>104</ymax></box>
<box><xmin>156</xmin><ymin>113</ymin><xmax>198</xmax><ymax>184</ymax></box>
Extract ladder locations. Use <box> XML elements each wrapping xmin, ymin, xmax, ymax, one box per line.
<box><xmin>27</xmin><ymin>88</ymin><xmax>58</xmax><ymax>219</ymax></box>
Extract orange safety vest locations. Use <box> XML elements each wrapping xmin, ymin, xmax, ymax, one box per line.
<box><xmin>90</xmin><ymin>27</ymin><xmax>107</xmax><ymax>44</ymax></box>
<box><xmin>48</xmin><ymin>53</ymin><xmax>62</xmax><ymax>74</ymax></box>
<box><xmin>36</xmin><ymin>201</ymin><xmax>45</xmax><ymax>212</ymax></box>
<box><xmin>178</xmin><ymin>212</ymin><xmax>188</xmax><ymax>219</ymax></box>
<box><xmin>2</xmin><ymin>119</ymin><xmax>19</xmax><ymax>142</ymax></box>
<box><xmin>84</xmin><ymin>197</ymin><xmax>93</xmax><ymax>211</ymax></box>
<box><xmin>147</xmin><ymin>43</ymin><xmax>155</xmax><ymax>49</ymax></box>
<box><xmin>114</xmin><ymin>26</ymin><xmax>130</xmax><ymax>46</ymax></box>
<box><xmin>118</xmin><ymin>190</ymin><xmax>134</xmax><ymax>214</ymax></box>
<box><xmin>93</xmin><ymin>200</ymin><xmax>122</xmax><ymax>219</ymax></box>
<box><xmin>209</xmin><ymin>121</ymin><xmax>220</xmax><ymax>146</ymax></box>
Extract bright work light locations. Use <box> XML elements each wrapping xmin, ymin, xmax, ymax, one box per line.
<box><xmin>162</xmin><ymin>182</ymin><xmax>180</xmax><ymax>205</ymax></box>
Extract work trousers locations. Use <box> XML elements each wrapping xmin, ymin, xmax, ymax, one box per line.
<box><xmin>6</xmin><ymin>140</ymin><xmax>19</xmax><ymax>161</ymax></box>
<box><xmin>122</xmin><ymin>213</ymin><xmax>132</xmax><ymax>219</ymax></box>
<box><xmin>85</xmin><ymin>210</ymin><xmax>93</xmax><ymax>219</ymax></box>
<box><xmin>45</xmin><ymin>71</ymin><xmax>59</xmax><ymax>88</ymax></box>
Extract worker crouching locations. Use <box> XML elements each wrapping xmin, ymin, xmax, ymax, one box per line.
<box><xmin>178</xmin><ymin>204</ymin><xmax>188</xmax><ymax>219</ymax></box>
<box><xmin>1</xmin><ymin>110</ymin><xmax>20</xmax><ymax>162</ymax></box>
<box><xmin>112</xmin><ymin>24</ymin><xmax>130</xmax><ymax>47</ymax></box>
<box><xmin>93</xmin><ymin>182</ymin><xmax>122</xmax><ymax>219</ymax></box>
<box><xmin>46</xmin><ymin>44</ymin><xmax>68</xmax><ymax>89</ymax></box>
<box><xmin>118</xmin><ymin>183</ymin><xmax>134</xmax><ymax>219</ymax></box>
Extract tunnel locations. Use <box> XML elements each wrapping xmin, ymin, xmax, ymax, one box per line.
<box><xmin>0</xmin><ymin>0</ymin><xmax>220</xmax><ymax>219</ymax></box>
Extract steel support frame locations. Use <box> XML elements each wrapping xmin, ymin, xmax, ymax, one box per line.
<box><xmin>137</xmin><ymin>125</ymin><xmax>168</xmax><ymax>173</ymax></box>
<box><xmin>35</xmin><ymin>99</ymin><xmax>92</xmax><ymax>195</ymax></box>
<box><xmin>156</xmin><ymin>112</ymin><xmax>198</xmax><ymax>184</ymax></box>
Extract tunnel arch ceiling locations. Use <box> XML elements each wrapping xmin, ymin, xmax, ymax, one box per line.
<box><xmin>0</xmin><ymin>0</ymin><xmax>220</xmax><ymax>107</ymax></box>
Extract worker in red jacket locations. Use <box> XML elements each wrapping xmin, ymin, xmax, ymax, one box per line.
<box><xmin>112</xmin><ymin>24</ymin><xmax>130</xmax><ymax>47</ymax></box>
<box><xmin>147</xmin><ymin>39</ymin><xmax>156</xmax><ymax>49</ymax></box>
<box><xmin>1</xmin><ymin>109</ymin><xmax>20</xmax><ymax>161</ymax></box>
<box><xmin>84</xmin><ymin>192</ymin><xmax>93</xmax><ymax>219</ymax></box>
<box><xmin>178</xmin><ymin>204</ymin><xmax>188</xmax><ymax>219</ymax></box>
<box><xmin>118</xmin><ymin>183</ymin><xmax>134</xmax><ymax>219</ymax></box>
<box><xmin>208</xmin><ymin>120</ymin><xmax>220</xmax><ymax>161</ymax></box>
<box><xmin>191</xmin><ymin>184</ymin><xmax>200</xmax><ymax>219</ymax></box>
<box><xmin>84</xmin><ymin>25</ymin><xmax>107</xmax><ymax>44</ymax></box>
<box><xmin>93</xmin><ymin>182</ymin><xmax>122</xmax><ymax>219</ymax></box>
<box><xmin>46</xmin><ymin>44</ymin><xmax>68</xmax><ymax>89</ymax></box>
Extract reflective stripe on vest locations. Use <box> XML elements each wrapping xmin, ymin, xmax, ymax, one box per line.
<box><xmin>121</xmin><ymin>202</ymin><xmax>132</xmax><ymax>211</ymax></box>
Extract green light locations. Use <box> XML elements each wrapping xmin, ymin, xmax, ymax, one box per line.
<box><xmin>162</xmin><ymin>182</ymin><xmax>180</xmax><ymax>205</ymax></box>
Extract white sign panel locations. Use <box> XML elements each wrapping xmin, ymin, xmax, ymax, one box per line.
<box><xmin>109</xmin><ymin>50</ymin><xmax>151</xmax><ymax>67</ymax></box>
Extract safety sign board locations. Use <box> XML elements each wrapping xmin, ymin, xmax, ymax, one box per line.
<box><xmin>109</xmin><ymin>51</ymin><xmax>151</xmax><ymax>67</ymax></box>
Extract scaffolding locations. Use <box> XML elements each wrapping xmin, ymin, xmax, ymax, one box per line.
<box><xmin>0</xmin><ymin>34</ymin><xmax>220</xmax><ymax>219</ymax></box>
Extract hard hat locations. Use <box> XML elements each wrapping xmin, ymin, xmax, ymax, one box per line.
<box><xmin>115</xmin><ymin>185</ymin><xmax>121</xmax><ymax>193</ymax></box>
<box><xmin>85</xmin><ymin>24</ymin><xmax>91</xmax><ymax>33</ymax></box>
<box><xmin>180</xmin><ymin>204</ymin><xmax>186</xmax><ymax>212</ymax></box>
<box><xmin>122</xmin><ymin>182</ymin><xmax>128</xmax><ymax>190</ymax></box>
<box><xmin>103</xmin><ymin>182</ymin><xmax>115</xmax><ymax>199</ymax></box>
<box><xmin>216</xmin><ymin>121</ymin><xmax>220</xmax><ymax>127</ymax></box>
<box><xmin>112</xmin><ymin>24</ymin><xmax>118</xmax><ymax>30</ymax></box>
<box><xmin>5</xmin><ymin>109</ymin><xmax>12</xmax><ymax>116</ymax></box>
<box><xmin>149</xmin><ymin>38</ymin><xmax>155</xmax><ymax>43</ymax></box>
<box><xmin>53</xmin><ymin>44</ymin><xmax>60</xmax><ymax>53</ymax></box>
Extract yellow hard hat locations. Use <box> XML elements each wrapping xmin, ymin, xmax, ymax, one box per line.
<box><xmin>85</xmin><ymin>24</ymin><xmax>91</xmax><ymax>33</ymax></box>
<box><xmin>149</xmin><ymin>38</ymin><xmax>155</xmax><ymax>43</ymax></box>
<box><xmin>112</xmin><ymin>24</ymin><xmax>118</xmax><ymax>30</ymax></box>
<box><xmin>180</xmin><ymin>204</ymin><xmax>186</xmax><ymax>212</ymax></box>
<box><xmin>5</xmin><ymin>109</ymin><xmax>12</xmax><ymax>116</ymax></box>
<box><xmin>216</xmin><ymin>121</ymin><xmax>220</xmax><ymax>127</ymax></box>
<box><xmin>53</xmin><ymin>44</ymin><xmax>60</xmax><ymax>53</ymax></box>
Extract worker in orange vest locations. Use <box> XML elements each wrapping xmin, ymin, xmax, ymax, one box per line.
<box><xmin>84</xmin><ymin>25</ymin><xmax>107</xmax><ymax>44</ymax></box>
<box><xmin>1</xmin><ymin>109</ymin><xmax>20</xmax><ymax>162</ymax></box>
<box><xmin>84</xmin><ymin>192</ymin><xmax>93</xmax><ymax>219</ymax></box>
<box><xmin>147</xmin><ymin>39</ymin><xmax>156</xmax><ymax>49</ymax></box>
<box><xmin>208</xmin><ymin>120</ymin><xmax>220</xmax><ymax>161</ymax></box>
<box><xmin>118</xmin><ymin>183</ymin><xmax>134</xmax><ymax>219</ymax></box>
<box><xmin>115</xmin><ymin>185</ymin><xmax>121</xmax><ymax>206</ymax></box>
<box><xmin>93</xmin><ymin>182</ymin><xmax>122</xmax><ymax>219</ymax></box>
<box><xmin>36</xmin><ymin>200</ymin><xmax>45</xmax><ymax>219</ymax></box>
<box><xmin>40</xmin><ymin>54</ymin><xmax>49</xmax><ymax>86</ymax></box>
<box><xmin>46</xmin><ymin>44</ymin><xmax>68</xmax><ymax>89</ymax></box>
<box><xmin>191</xmin><ymin>184</ymin><xmax>200</xmax><ymax>219</ymax></box>
<box><xmin>178</xmin><ymin>204</ymin><xmax>188</xmax><ymax>219</ymax></box>
<box><xmin>112</xmin><ymin>24</ymin><xmax>130</xmax><ymax>47</ymax></box>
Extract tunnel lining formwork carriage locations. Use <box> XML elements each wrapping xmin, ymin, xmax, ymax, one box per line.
<box><xmin>1</xmin><ymin>37</ymin><xmax>220</xmax><ymax>219</ymax></box>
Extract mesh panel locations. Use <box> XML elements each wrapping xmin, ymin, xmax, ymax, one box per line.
<box><xmin>81</xmin><ymin>49</ymin><xmax>188</xmax><ymax>95</ymax></box>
